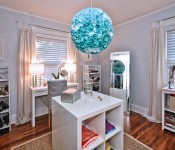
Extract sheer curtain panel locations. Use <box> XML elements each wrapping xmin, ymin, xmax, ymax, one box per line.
<box><xmin>67</xmin><ymin>36</ymin><xmax>79</xmax><ymax>83</ymax></box>
<box><xmin>17</xmin><ymin>23</ymin><xmax>36</xmax><ymax>124</ymax></box>
<box><xmin>148</xmin><ymin>21</ymin><xmax>166</xmax><ymax>122</ymax></box>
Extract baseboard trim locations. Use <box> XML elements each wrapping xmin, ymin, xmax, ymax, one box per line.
<box><xmin>130</xmin><ymin>104</ymin><xmax>148</xmax><ymax>117</ymax></box>
<box><xmin>36</xmin><ymin>107</ymin><xmax>48</xmax><ymax>117</ymax></box>
<box><xmin>10</xmin><ymin>114</ymin><xmax>17</xmax><ymax>124</ymax></box>
<box><xmin>10</xmin><ymin>107</ymin><xmax>48</xmax><ymax>124</ymax></box>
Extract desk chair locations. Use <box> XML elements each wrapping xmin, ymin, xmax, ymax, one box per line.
<box><xmin>48</xmin><ymin>79</ymin><xmax>67</xmax><ymax>127</ymax></box>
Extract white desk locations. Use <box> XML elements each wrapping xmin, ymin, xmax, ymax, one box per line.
<box><xmin>30</xmin><ymin>82</ymin><xmax>79</xmax><ymax>127</ymax></box>
<box><xmin>52</xmin><ymin>92</ymin><xmax>124</xmax><ymax>150</ymax></box>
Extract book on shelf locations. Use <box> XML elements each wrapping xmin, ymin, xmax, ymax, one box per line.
<box><xmin>165</xmin><ymin>110</ymin><xmax>175</xmax><ymax>129</ymax></box>
<box><xmin>165</xmin><ymin>123</ymin><xmax>175</xmax><ymax>129</ymax></box>
<box><xmin>170</xmin><ymin>95</ymin><xmax>175</xmax><ymax>111</ymax></box>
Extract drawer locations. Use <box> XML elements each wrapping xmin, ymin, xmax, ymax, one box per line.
<box><xmin>34</xmin><ymin>90</ymin><xmax>48</xmax><ymax>97</ymax></box>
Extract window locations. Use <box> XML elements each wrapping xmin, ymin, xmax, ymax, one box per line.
<box><xmin>166</xmin><ymin>27</ymin><xmax>175</xmax><ymax>82</ymax></box>
<box><xmin>36</xmin><ymin>34</ymin><xmax>68</xmax><ymax>82</ymax></box>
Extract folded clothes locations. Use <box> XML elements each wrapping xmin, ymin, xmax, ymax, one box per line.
<box><xmin>106</xmin><ymin>142</ymin><xmax>111</xmax><ymax>150</ymax></box>
<box><xmin>82</xmin><ymin>125</ymin><xmax>99</xmax><ymax>148</ymax></box>
<box><xmin>106</xmin><ymin>142</ymin><xmax>115</xmax><ymax>150</ymax></box>
<box><xmin>106</xmin><ymin>128</ymin><xmax>116</xmax><ymax>134</ymax></box>
<box><xmin>106</xmin><ymin>119</ymin><xmax>115</xmax><ymax>134</ymax></box>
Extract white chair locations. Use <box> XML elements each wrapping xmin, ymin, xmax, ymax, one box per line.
<box><xmin>47</xmin><ymin>79</ymin><xmax>67</xmax><ymax>127</ymax></box>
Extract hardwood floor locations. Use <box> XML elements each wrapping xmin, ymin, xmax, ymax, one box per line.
<box><xmin>0</xmin><ymin>115</ymin><xmax>51</xmax><ymax>150</ymax></box>
<box><xmin>125</xmin><ymin>111</ymin><xmax>175</xmax><ymax>150</ymax></box>
<box><xmin>0</xmin><ymin>111</ymin><xmax>175</xmax><ymax>150</ymax></box>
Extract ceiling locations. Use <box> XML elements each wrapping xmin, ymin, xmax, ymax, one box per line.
<box><xmin>0</xmin><ymin>0</ymin><xmax>175</xmax><ymax>26</ymax></box>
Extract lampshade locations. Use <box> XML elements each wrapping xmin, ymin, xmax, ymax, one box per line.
<box><xmin>29</xmin><ymin>64</ymin><xmax>44</xmax><ymax>75</ymax></box>
<box><xmin>65</xmin><ymin>63</ymin><xmax>76</xmax><ymax>73</ymax></box>
<box><xmin>70</xmin><ymin>8</ymin><xmax>113</xmax><ymax>54</ymax></box>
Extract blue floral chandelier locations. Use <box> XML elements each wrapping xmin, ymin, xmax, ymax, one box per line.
<box><xmin>112</xmin><ymin>60</ymin><xmax>125</xmax><ymax>75</ymax></box>
<box><xmin>70</xmin><ymin>7</ymin><xmax>113</xmax><ymax>54</ymax></box>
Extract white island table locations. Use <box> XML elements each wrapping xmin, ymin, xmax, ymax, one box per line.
<box><xmin>52</xmin><ymin>92</ymin><xmax>124</xmax><ymax>150</ymax></box>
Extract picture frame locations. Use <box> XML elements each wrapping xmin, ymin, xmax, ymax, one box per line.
<box><xmin>0</xmin><ymin>39</ymin><xmax>4</xmax><ymax>60</ymax></box>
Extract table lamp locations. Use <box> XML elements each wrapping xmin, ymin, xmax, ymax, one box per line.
<box><xmin>29</xmin><ymin>63</ymin><xmax>44</xmax><ymax>87</ymax></box>
<box><xmin>65</xmin><ymin>63</ymin><xmax>76</xmax><ymax>82</ymax></box>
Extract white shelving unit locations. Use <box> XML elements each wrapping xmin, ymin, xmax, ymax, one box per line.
<box><xmin>52</xmin><ymin>92</ymin><xmax>123</xmax><ymax>150</ymax></box>
<box><xmin>0</xmin><ymin>66</ymin><xmax>11</xmax><ymax>134</ymax></box>
<box><xmin>162</xmin><ymin>87</ymin><xmax>175</xmax><ymax>133</ymax></box>
<box><xmin>83</xmin><ymin>65</ymin><xmax>101</xmax><ymax>92</ymax></box>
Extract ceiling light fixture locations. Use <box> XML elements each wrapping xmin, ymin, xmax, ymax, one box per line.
<box><xmin>70</xmin><ymin>0</ymin><xmax>113</xmax><ymax>54</ymax></box>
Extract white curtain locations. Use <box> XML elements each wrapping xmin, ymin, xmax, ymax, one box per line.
<box><xmin>17</xmin><ymin>23</ymin><xmax>36</xmax><ymax>124</ymax></box>
<box><xmin>148</xmin><ymin>21</ymin><xmax>166</xmax><ymax>122</ymax></box>
<box><xmin>67</xmin><ymin>36</ymin><xmax>79</xmax><ymax>83</ymax></box>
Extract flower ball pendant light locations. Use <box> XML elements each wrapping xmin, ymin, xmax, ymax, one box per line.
<box><xmin>112</xmin><ymin>60</ymin><xmax>125</xmax><ymax>74</ymax></box>
<box><xmin>70</xmin><ymin>0</ymin><xmax>113</xmax><ymax>54</ymax></box>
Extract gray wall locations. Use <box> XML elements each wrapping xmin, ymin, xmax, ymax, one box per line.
<box><xmin>1</xmin><ymin>5</ymin><xmax>175</xmax><ymax>118</ymax></box>
<box><xmin>0</xmin><ymin>7</ymin><xmax>98</xmax><ymax>119</ymax></box>
<box><xmin>98</xmin><ymin>6</ymin><xmax>175</xmax><ymax>109</ymax></box>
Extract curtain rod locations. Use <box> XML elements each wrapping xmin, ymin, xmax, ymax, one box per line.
<box><xmin>16</xmin><ymin>21</ymin><xmax>70</xmax><ymax>33</ymax></box>
<box><xmin>162</xmin><ymin>16</ymin><xmax>175</xmax><ymax>21</ymax></box>
<box><xmin>156</xmin><ymin>16</ymin><xmax>175</xmax><ymax>22</ymax></box>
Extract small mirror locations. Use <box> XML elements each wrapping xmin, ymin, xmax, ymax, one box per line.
<box><xmin>110</xmin><ymin>51</ymin><xmax>130</xmax><ymax>115</ymax></box>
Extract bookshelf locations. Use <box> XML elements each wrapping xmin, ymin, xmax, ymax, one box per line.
<box><xmin>83</xmin><ymin>65</ymin><xmax>101</xmax><ymax>93</ymax></box>
<box><xmin>0</xmin><ymin>66</ymin><xmax>11</xmax><ymax>135</ymax></box>
<box><xmin>162</xmin><ymin>87</ymin><xmax>175</xmax><ymax>133</ymax></box>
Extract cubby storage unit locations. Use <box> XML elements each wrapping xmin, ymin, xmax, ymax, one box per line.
<box><xmin>83</xmin><ymin>65</ymin><xmax>101</xmax><ymax>92</ymax></box>
<box><xmin>52</xmin><ymin>91</ymin><xmax>123</xmax><ymax>150</ymax></box>
<box><xmin>0</xmin><ymin>66</ymin><xmax>11</xmax><ymax>135</ymax></box>
<box><xmin>162</xmin><ymin>87</ymin><xmax>175</xmax><ymax>133</ymax></box>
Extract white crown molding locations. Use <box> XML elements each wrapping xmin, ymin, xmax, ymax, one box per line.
<box><xmin>114</xmin><ymin>3</ymin><xmax>175</xmax><ymax>28</ymax></box>
<box><xmin>0</xmin><ymin>3</ymin><xmax>175</xmax><ymax>30</ymax></box>
<box><xmin>0</xmin><ymin>5</ymin><xmax>71</xmax><ymax>26</ymax></box>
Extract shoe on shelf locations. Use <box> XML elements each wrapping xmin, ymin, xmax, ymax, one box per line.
<box><xmin>0</xmin><ymin>101</ymin><xmax>9</xmax><ymax>111</ymax></box>
<box><xmin>93</xmin><ymin>77</ymin><xmax>100</xmax><ymax>82</ymax></box>
<box><xmin>93</xmin><ymin>86</ymin><xmax>99</xmax><ymax>91</ymax></box>
<box><xmin>2</xmin><ymin>114</ymin><xmax>9</xmax><ymax>125</ymax></box>
<box><xmin>2</xmin><ymin>102</ymin><xmax>9</xmax><ymax>110</ymax></box>
<box><xmin>0</xmin><ymin>101</ymin><xmax>3</xmax><ymax>112</ymax></box>
<box><xmin>0</xmin><ymin>118</ymin><xmax>4</xmax><ymax>128</ymax></box>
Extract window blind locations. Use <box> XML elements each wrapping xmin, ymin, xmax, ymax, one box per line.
<box><xmin>36</xmin><ymin>36</ymin><xmax>67</xmax><ymax>81</ymax></box>
<box><xmin>37</xmin><ymin>37</ymin><xmax>67</xmax><ymax>63</ymax></box>
<box><xmin>166</xmin><ymin>29</ymin><xmax>175</xmax><ymax>82</ymax></box>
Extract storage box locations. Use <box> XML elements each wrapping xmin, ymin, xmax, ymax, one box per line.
<box><xmin>170</xmin><ymin>96</ymin><xmax>175</xmax><ymax>111</ymax></box>
<box><xmin>61</xmin><ymin>88</ymin><xmax>81</xmax><ymax>104</ymax></box>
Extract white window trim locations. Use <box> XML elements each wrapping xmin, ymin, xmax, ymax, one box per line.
<box><xmin>35</xmin><ymin>27</ymin><xmax>69</xmax><ymax>81</ymax></box>
<box><xmin>36</xmin><ymin>26</ymin><xmax>69</xmax><ymax>39</ymax></box>
<box><xmin>36</xmin><ymin>33</ymin><xmax>68</xmax><ymax>42</ymax></box>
